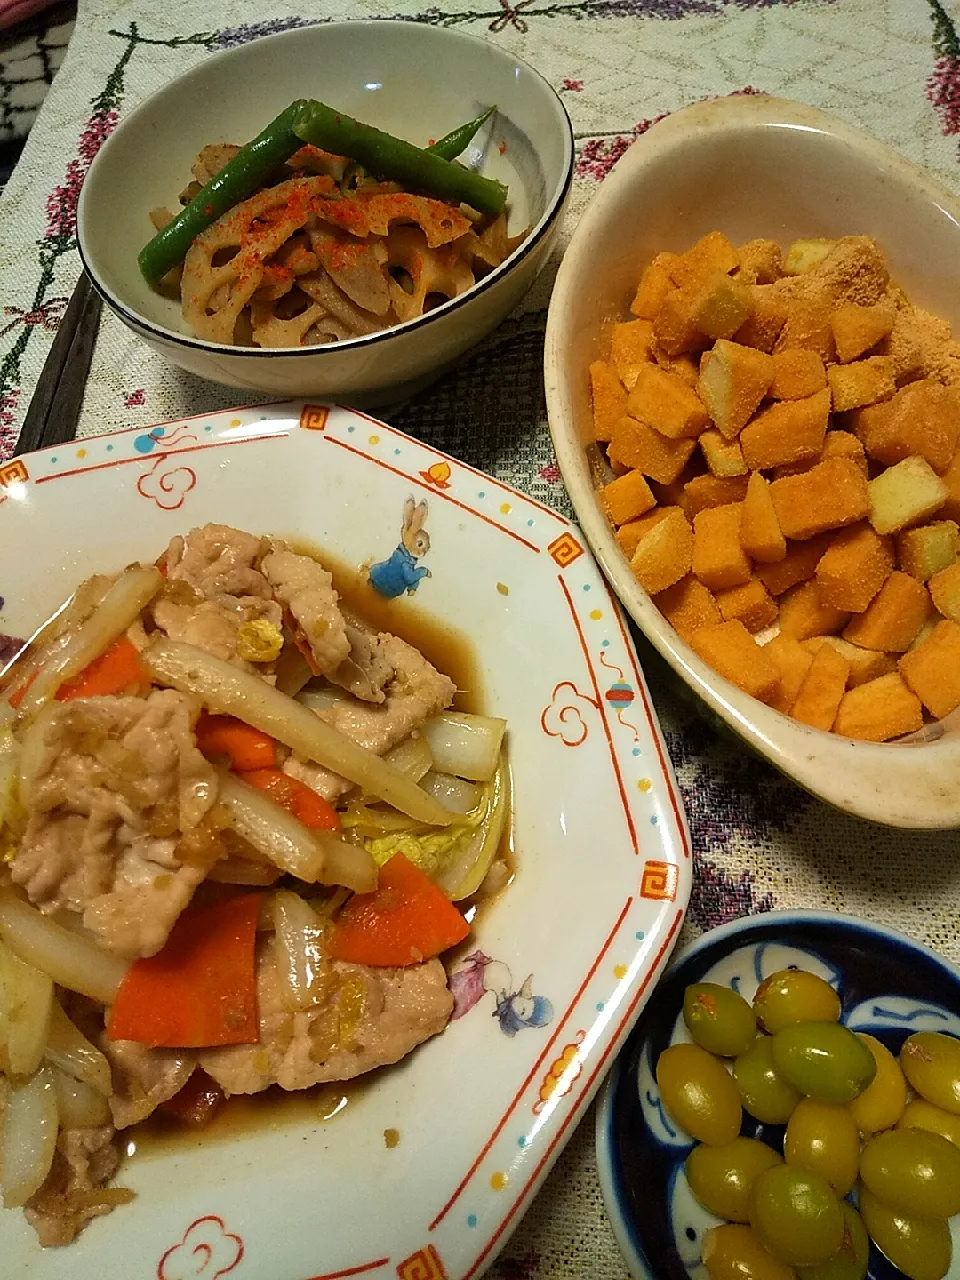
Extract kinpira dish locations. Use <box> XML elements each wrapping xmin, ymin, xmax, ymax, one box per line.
<box><xmin>0</xmin><ymin>524</ymin><xmax>508</xmax><ymax>1245</ymax></box>
<box><xmin>139</xmin><ymin>100</ymin><xmax>526</xmax><ymax>347</ymax></box>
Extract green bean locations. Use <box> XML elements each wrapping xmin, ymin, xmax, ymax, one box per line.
<box><xmin>428</xmin><ymin>106</ymin><xmax>496</xmax><ymax>161</ymax></box>
<box><xmin>340</xmin><ymin>107</ymin><xmax>497</xmax><ymax>192</ymax></box>
<box><xmin>137</xmin><ymin>100</ymin><xmax>309</xmax><ymax>287</ymax></box>
<box><xmin>292</xmin><ymin>100</ymin><xmax>508</xmax><ymax>216</ymax></box>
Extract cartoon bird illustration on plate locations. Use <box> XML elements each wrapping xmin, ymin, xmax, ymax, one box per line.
<box><xmin>450</xmin><ymin>952</ymin><xmax>554</xmax><ymax>1037</ymax></box>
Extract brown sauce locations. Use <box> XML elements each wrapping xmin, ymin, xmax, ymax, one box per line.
<box><xmin>128</xmin><ymin>1075</ymin><xmax>380</xmax><ymax>1162</ymax></box>
<box><xmin>291</xmin><ymin>540</ymin><xmax>484</xmax><ymax>716</ymax></box>
<box><xmin>127</xmin><ymin>538</ymin><xmax>507</xmax><ymax>1161</ymax></box>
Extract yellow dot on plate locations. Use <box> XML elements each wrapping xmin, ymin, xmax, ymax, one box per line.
<box><xmin>368</xmin><ymin>434</ymin><xmax>380</xmax><ymax>445</ymax></box>
<box><xmin>637</xmin><ymin>778</ymin><xmax>652</xmax><ymax>793</ymax></box>
<box><xmin>230</xmin><ymin>418</ymin><xmax>241</xmax><ymax>427</ymax></box>
<box><xmin>589</xmin><ymin>609</ymin><xmax>602</xmax><ymax>621</ymax></box>
<box><xmin>614</xmin><ymin>964</ymin><xmax>628</xmax><ymax>980</ymax></box>
<box><xmin>490</xmin><ymin>1171</ymin><xmax>508</xmax><ymax>1191</ymax></box>
<box><xmin>496</xmin><ymin>582</ymin><xmax>509</xmax><ymax>596</ymax></box>
<box><xmin>75</xmin><ymin>448</ymin><xmax>87</xmax><ymax>459</ymax></box>
<box><xmin>500</xmin><ymin>502</ymin><xmax>512</xmax><ymax>515</ymax></box>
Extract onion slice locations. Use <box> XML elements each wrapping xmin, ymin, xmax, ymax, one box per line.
<box><xmin>420</xmin><ymin>771</ymin><xmax>481</xmax><ymax>815</ymax></box>
<box><xmin>16</xmin><ymin>565</ymin><xmax>162</xmax><ymax>717</ymax></box>
<box><xmin>206</xmin><ymin>857</ymin><xmax>281</xmax><ymax>886</ymax></box>
<box><xmin>0</xmin><ymin>940</ymin><xmax>54</xmax><ymax>1078</ymax></box>
<box><xmin>1</xmin><ymin>574</ymin><xmax>111</xmax><ymax>689</ymax></box>
<box><xmin>315</xmin><ymin>828</ymin><xmax>378</xmax><ymax>894</ymax></box>
<box><xmin>295</xmin><ymin>688</ymin><xmax>341</xmax><ymax>714</ymax></box>
<box><xmin>0</xmin><ymin>890</ymin><xmax>127</xmax><ymax>1004</ymax></box>
<box><xmin>1</xmin><ymin>1065</ymin><xmax>59</xmax><ymax>1208</ymax></box>
<box><xmin>16</xmin><ymin>702</ymin><xmax>58</xmax><ymax>808</ymax></box>
<box><xmin>273</xmin><ymin>890</ymin><xmax>329</xmax><ymax>1011</ymax></box>
<box><xmin>142</xmin><ymin>639</ymin><xmax>453</xmax><ymax>826</ymax></box>
<box><xmin>44</xmin><ymin>1000</ymin><xmax>113</xmax><ymax>1097</ymax></box>
<box><xmin>382</xmin><ymin>734</ymin><xmax>433</xmax><ymax>783</ymax></box>
<box><xmin>422</xmin><ymin>712</ymin><xmax>506</xmax><ymax>782</ymax></box>
<box><xmin>437</xmin><ymin>759</ymin><xmax>510</xmax><ymax>901</ymax></box>
<box><xmin>0</xmin><ymin>699</ymin><xmax>18</xmax><ymax>835</ymax></box>
<box><xmin>218</xmin><ymin>772</ymin><xmax>377</xmax><ymax>892</ymax></box>
<box><xmin>51</xmin><ymin>1066</ymin><xmax>111</xmax><ymax>1129</ymax></box>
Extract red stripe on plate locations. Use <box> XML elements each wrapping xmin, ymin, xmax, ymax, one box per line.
<box><xmin>461</xmin><ymin>906</ymin><xmax>685</xmax><ymax>1279</ymax></box>
<box><xmin>602</xmin><ymin>577</ymin><xmax>691</xmax><ymax>860</ymax></box>
<box><xmin>323</xmin><ymin>436</ymin><xmax>541</xmax><ymax>553</ymax></box>
<box><xmin>304</xmin><ymin>1259</ymin><xmax>391</xmax><ymax>1279</ymax></box>
<box><xmin>33</xmin><ymin>432</ymin><xmax>287</xmax><ymax>485</ymax></box>
<box><xmin>557</xmin><ymin>574</ymin><xmax>639</xmax><ymax>855</ymax></box>
<box><xmin>429</xmin><ymin>896</ymin><xmax>633</xmax><ymax>1230</ymax></box>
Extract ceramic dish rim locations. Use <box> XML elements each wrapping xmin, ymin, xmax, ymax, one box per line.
<box><xmin>0</xmin><ymin>398</ymin><xmax>693</xmax><ymax>1279</ymax></box>
<box><xmin>543</xmin><ymin>93</ymin><xmax>960</xmax><ymax>830</ymax></box>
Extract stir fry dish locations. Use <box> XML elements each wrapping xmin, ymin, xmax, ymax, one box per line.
<box><xmin>0</xmin><ymin>525</ymin><xmax>508</xmax><ymax>1246</ymax></box>
<box><xmin>140</xmin><ymin>100</ymin><xmax>525</xmax><ymax>347</ymax></box>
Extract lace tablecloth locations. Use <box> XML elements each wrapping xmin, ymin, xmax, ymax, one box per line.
<box><xmin>3</xmin><ymin>1</ymin><xmax>960</xmax><ymax>1275</ymax></box>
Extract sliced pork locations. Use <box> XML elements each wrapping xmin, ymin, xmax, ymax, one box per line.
<box><xmin>25</xmin><ymin>1126</ymin><xmax>127</xmax><ymax>1248</ymax></box>
<box><xmin>100</xmin><ymin>1037</ymin><xmax>197</xmax><ymax>1129</ymax></box>
<box><xmin>323</xmin><ymin>634</ymin><xmax>456</xmax><ymax>751</ymax></box>
<box><xmin>11</xmin><ymin>691</ymin><xmax>220</xmax><ymax>958</ymax></box>
<box><xmin>153</xmin><ymin>525</ymin><xmax>282</xmax><ymax>671</ymax></box>
<box><xmin>283</xmin><ymin>633</ymin><xmax>456</xmax><ymax>800</ymax></box>
<box><xmin>151</xmin><ymin>591</ymin><xmax>283</xmax><ymax>670</ymax></box>
<box><xmin>199</xmin><ymin>936</ymin><xmax>453</xmax><ymax>1095</ymax></box>
<box><xmin>329</xmin><ymin>615</ymin><xmax>395</xmax><ymax>704</ymax></box>
<box><xmin>164</xmin><ymin>524</ymin><xmax>272</xmax><ymax>600</ymax></box>
<box><xmin>261</xmin><ymin>544</ymin><xmax>350</xmax><ymax>677</ymax></box>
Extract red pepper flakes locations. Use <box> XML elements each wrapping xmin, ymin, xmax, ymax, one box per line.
<box><xmin>498</xmin><ymin>140</ymin><xmax>507</xmax><ymax>155</ymax></box>
<box><xmin>323</xmin><ymin>238</ymin><xmax>370</xmax><ymax>271</ymax></box>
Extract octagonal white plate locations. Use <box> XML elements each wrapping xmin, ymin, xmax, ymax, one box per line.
<box><xmin>0</xmin><ymin>401</ymin><xmax>690</xmax><ymax>1280</ymax></box>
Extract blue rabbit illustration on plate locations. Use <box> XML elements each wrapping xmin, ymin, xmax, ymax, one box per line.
<box><xmin>369</xmin><ymin>497</ymin><xmax>432</xmax><ymax>598</ymax></box>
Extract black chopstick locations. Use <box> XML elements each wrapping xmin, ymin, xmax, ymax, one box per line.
<box><xmin>14</xmin><ymin>272</ymin><xmax>103</xmax><ymax>456</ymax></box>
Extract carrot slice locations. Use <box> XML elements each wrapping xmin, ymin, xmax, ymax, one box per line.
<box><xmin>55</xmin><ymin>636</ymin><xmax>149</xmax><ymax>701</ymax></box>
<box><xmin>107</xmin><ymin>893</ymin><xmax>261</xmax><ymax>1048</ymax></box>
<box><xmin>327</xmin><ymin>853</ymin><xmax>469</xmax><ymax>967</ymax></box>
<box><xmin>7</xmin><ymin>671</ymin><xmax>37</xmax><ymax>710</ymax></box>
<box><xmin>239</xmin><ymin>766</ymin><xmax>341</xmax><ymax>831</ymax></box>
<box><xmin>196</xmin><ymin>713</ymin><xmax>276</xmax><ymax>771</ymax></box>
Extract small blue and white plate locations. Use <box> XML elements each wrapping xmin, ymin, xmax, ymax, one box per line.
<box><xmin>596</xmin><ymin>910</ymin><xmax>960</xmax><ymax>1280</ymax></box>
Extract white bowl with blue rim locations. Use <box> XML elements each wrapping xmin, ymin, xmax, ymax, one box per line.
<box><xmin>77</xmin><ymin>20</ymin><xmax>573</xmax><ymax>405</ymax></box>
<box><xmin>596</xmin><ymin>910</ymin><xmax>960</xmax><ymax>1280</ymax></box>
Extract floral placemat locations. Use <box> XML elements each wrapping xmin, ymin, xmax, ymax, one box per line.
<box><xmin>3</xmin><ymin>2</ymin><xmax>960</xmax><ymax>1275</ymax></box>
